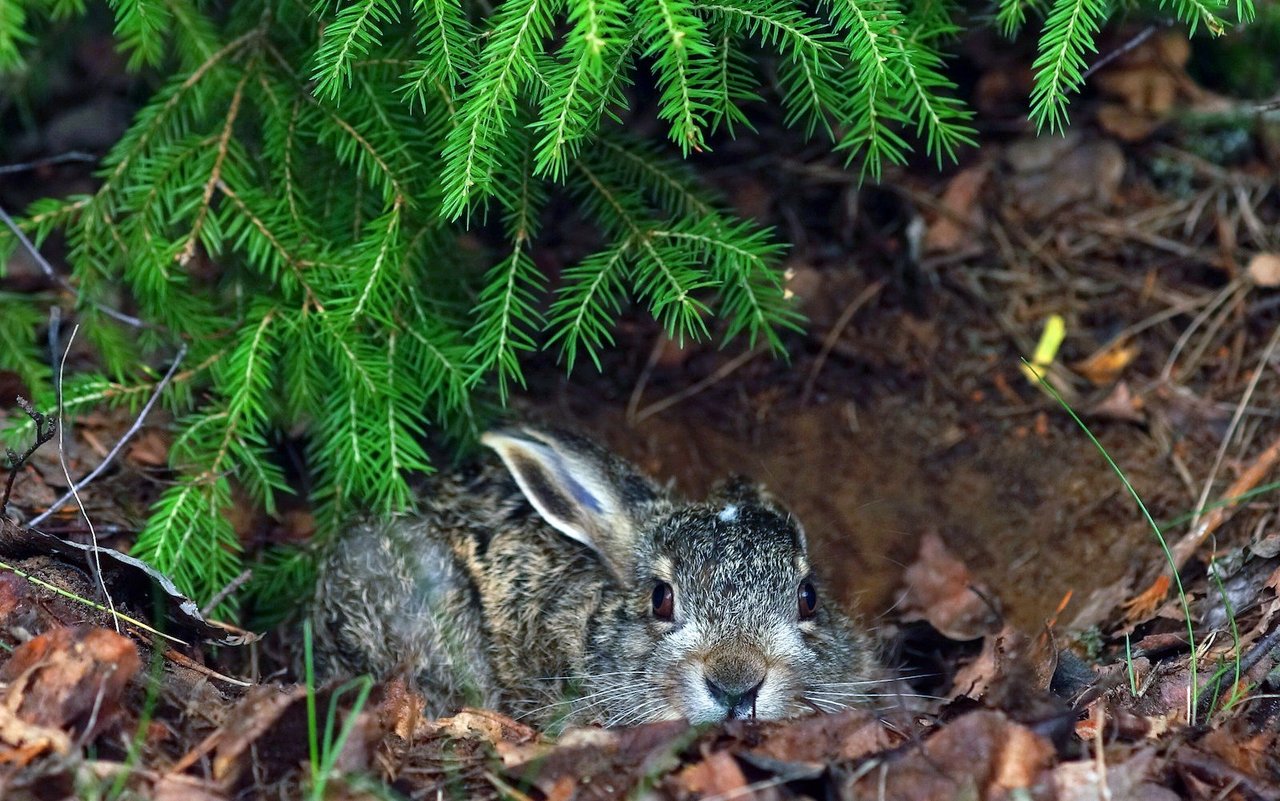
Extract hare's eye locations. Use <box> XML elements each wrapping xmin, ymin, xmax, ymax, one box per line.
<box><xmin>798</xmin><ymin>579</ymin><xmax>818</xmax><ymax>620</ymax></box>
<box><xmin>651</xmin><ymin>581</ymin><xmax>675</xmax><ymax>620</ymax></box>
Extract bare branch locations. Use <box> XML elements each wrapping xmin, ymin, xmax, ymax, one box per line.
<box><xmin>29</xmin><ymin>343</ymin><xmax>189</xmax><ymax>528</ymax></box>
<box><xmin>1</xmin><ymin>397</ymin><xmax>58</xmax><ymax>518</ymax></box>
<box><xmin>0</xmin><ymin>204</ymin><xmax>153</xmax><ymax>330</ymax></box>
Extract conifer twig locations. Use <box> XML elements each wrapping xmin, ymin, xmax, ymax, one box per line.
<box><xmin>29</xmin><ymin>342</ymin><xmax>189</xmax><ymax>528</ymax></box>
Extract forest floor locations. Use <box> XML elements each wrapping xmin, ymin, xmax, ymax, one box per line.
<box><xmin>2</xmin><ymin>23</ymin><xmax>1280</xmax><ymax>801</ymax></box>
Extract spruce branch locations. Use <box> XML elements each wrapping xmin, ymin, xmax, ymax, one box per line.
<box><xmin>312</xmin><ymin>0</ymin><xmax>401</xmax><ymax>99</ymax></box>
<box><xmin>0</xmin><ymin>0</ymin><xmax>33</xmax><ymax>70</ymax></box>
<box><xmin>180</xmin><ymin>60</ymin><xmax>254</xmax><ymax>265</ymax></box>
<box><xmin>1029</xmin><ymin>0</ymin><xmax>1107</xmax><ymax>133</ymax></box>
<box><xmin>107</xmin><ymin>0</ymin><xmax>172</xmax><ymax>69</ymax></box>
<box><xmin>546</xmin><ymin>238</ymin><xmax>634</xmax><ymax>370</ymax></box>
<box><xmin>575</xmin><ymin>161</ymin><xmax>712</xmax><ymax>342</ymax></box>
<box><xmin>466</xmin><ymin>155</ymin><xmax>547</xmax><ymax>399</ymax></box>
<box><xmin>402</xmin><ymin>0</ymin><xmax>477</xmax><ymax>105</ymax></box>
<box><xmin>639</xmin><ymin>0</ymin><xmax>716</xmax><ymax>154</ymax></box>
<box><xmin>439</xmin><ymin>0</ymin><xmax>557</xmax><ymax>218</ymax></box>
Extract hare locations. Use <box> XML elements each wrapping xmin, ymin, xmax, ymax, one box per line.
<box><xmin>310</xmin><ymin>425</ymin><xmax>885</xmax><ymax>730</ymax></box>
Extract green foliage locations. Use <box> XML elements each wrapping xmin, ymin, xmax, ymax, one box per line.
<box><xmin>0</xmin><ymin>0</ymin><xmax>1264</xmax><ymax>621</ymax></box>
<box><xmin>1005</xmin><ymin>0</ymin><xmax>1258</xmax><ymax>131</ymax></box>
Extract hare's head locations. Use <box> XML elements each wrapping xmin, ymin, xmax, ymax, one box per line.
<box><xmin>484</xmin><ymin>427</ymin><xmax>878</xmax><ymax>727</ymax></box>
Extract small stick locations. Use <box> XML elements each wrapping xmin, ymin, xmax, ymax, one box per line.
<box><xmin>50</xmin><ymin>325</ymin><xmax>119</xmax><ymax>631</ymax></box>
<box><xmin>1081</xmin><ymin>24</ymin><xmax>1163</xmax><ymax>81</ymax></box>
<box><xmin>1172</xmin><ymin>428</ymin><xmax>1280</xmax><ymax>572</ymax></box>
<box><xmin>0</xmin><ymin>151</ymin><xmax>97</xmax><ymax>175</ymax></box>
<box><xmin>626</xmin><ymin>334</ymin><xmax>670</xmax><ymax>425</ymax></box>
<box><xmin>800</xmin><ymin>280</ymin><xmax>886</xmax><ymax>405</ymax></box>
<box><xmin>29</xmin><ymin>342</ymin><xmax>188</xmax><ymax>528</ymax></box>
<box><xmin>632</xmin><ymin>346</ymin><xmax>766</xmax><ymax>424</ymax></box>
<box><xmin>200</xmin><ymin>568</ymin><xmax>252</xmax><ymax>617</ymax></box>
<box><xmin>1</xmin><ymin>397</ymin><xmax>57</xmax><ymax>517</ymax></box>
<box><xmin>1188</xmin><ymin>325</ymin><xmax>1280</xmax><ymax>533</ymax></box>
<box><xmin>0</xmin><ymin>204</ymin><xmax>151</xmax><ymax>330</ymax></box>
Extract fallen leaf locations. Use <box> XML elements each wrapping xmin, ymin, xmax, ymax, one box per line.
<box><xmin>1053</xmin><ymin>748</ymin><xmax>1159</xmax><ymax>801</ymax></box>
<box><xmin>0</xmin><ymin>699</ymin><xmax>72</xmax><ymax>760</ymax></box>
<box><xmin>1073</xmin><ymin>340</ymin><xmax>1140</xmax><ymax>386</ymax></box>
<box><xmin>1088</xmin><ymin>381</ymin><xmax>1146</xmax><ymax>423</ymax></box>
<box><xmin>846</xmin><ymin>710</ymin><xmax>1055</xmax><ymax>800</ymax></box>
<box><xmin>1123</xmin><ymin>575</ymin><xmax>1170</xmax><ymax>625</ymax></box>
<box><xmin>674</xmin><ymin>750</ymin><xmax>755</xmax><ymax>799</ymax></box>
<box><xmin>949</xmin><ymin>625</ymin><xmax>1056</xmax><ymax>705</ymax></box>
<box><xmin>897</xmin><ymin>532</ymin><xmax>1002</xmax><ymax>640</ymax></box>
<box><xmin>152</xmin><ymin>775</ymin><xmax>229</xmax><ymax>801</ymax></box>
<box><xmin>925</xmin><ymin>165</ymin><xmax>989</xmax><ymax>253</ymax></box>
<box><xmin>742</xmin><ymin>708</ymin><xmax>898</xmax><ymax>764</ymax></box>
<box><xmin>0</xmin><ymin>516</ymin><xmax>257</xmax><ymax>646</ymax></box>
<box><xmin>0</xmin><ymin>626</ymin><xmax>139</xmax><ymax>739</ymax></box>
<box><xmin>1096</xmin><ymin>105</ymin><xmax>1164</xmax><ymax>142</ymax></box>
<box><xmin>505</xmin><ymin>718</ymin><xmax>693</xmax><ymax>801</ymax></box>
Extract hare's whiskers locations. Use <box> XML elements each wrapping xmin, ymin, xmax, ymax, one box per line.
<box><xmin>534</xmin><ymin>670</ymin><xmax>646</xmax><ymax>681</ymax></box>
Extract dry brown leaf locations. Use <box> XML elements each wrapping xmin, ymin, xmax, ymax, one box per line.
<box><xmin>210</xmin><ymin>685</ymin><xmax>305</xmax><ymax>783</ymax></box>
<box><xmin>925</xmin><ymin>165</ymin><xmax>989</xmax><ymax>253</ymax></box>
<box><xmin>0</xmin><ymin>625</ymin><xmax>140</xmax><ymax>738</ymax></box>
<box><xmin>675</xmin><ymin>750</ymin><xmax>755</xmax><ymax>799</ymax></box>
<box><xmin>1088</xmin><ymin>381</ymin><xmax>1146</xmax><ymax>423</ymax></box>
<box><xmin>1096</xmin><ymin>104</ymin><xmax>1164</xmax><ymax>142</ymax></box>
<box><xmin>897</xmin><ymin>532</ymin><xmax>1002</xmax><ymax>640</ymax></box>
<box><xmin>1073</xmin><ymin>341</ymin><xmax>1140</xmax><ymax>386</ymax></box>
<box><xmin>375</xmin><ymin>676</ymin><xmax>428</xmax><ymax>740</ymax></box>
<box><xmin>1052</xmin><ymin>748</ymin><xmax>1161</xmax><ymax>801</ymax></box>
<box><xmin>0</xmin><ymin>699</ymin><xmax>71</xmax><ymax>760</ymax></box>
<box><xmin>1123</xmin><ymin>575</ymin><xmax>1170</xmax><ymax>625</ymax></box>
<box><xmin>846</xmin><ymin>710</ymin><xmax>1055</xmax><ymax>800</ymax></box>
<box><xmin>441</xmin><ymin>708</ymin><xmax>541</xmax><ymax>748</ymax></box>
<box><xmin>152</xmin><ymin>774</ymin><xmax>230</xmax><ymax>801</ymax></box>
<box><xmin>1247</xmin><ymin>253</ymin><xmax>1280</xmax><ymax>287</ymax></box>
<box><xmin>949</xmin><ymin>625</ymin><xmax>1054</xmax><ymax>703</ymax></box>
<box><xmin>743</xmin><ymin>708</ymin><xmax>898</xmax><ymax>764</ymax></box>
<box><xmin>126</xmin><ymin>428</ymin><xmax>170</xmax><ymax>468</ymax></box>
<box><xmin>505</xmin><ymin>718</ymin><xmax>691</xmax><ymax>800</ymax></box>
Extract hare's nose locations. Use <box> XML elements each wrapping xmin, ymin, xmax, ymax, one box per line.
<box><xmin>705</xmin><ymin>674</ymin><xmax>765</xmax><ymax>718</ymax></box>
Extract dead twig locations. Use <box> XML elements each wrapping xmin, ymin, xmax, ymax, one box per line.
<box><xmin>1173</xmin><ymin>428</ymin><xmax>1280</xmax><ymax>572</ymax></box>
<box><xmin>800</xmin><ymin>280</ymin><xmax>886</xmax><ymax>405</ymax></box>
<box><xmin>626</xmin><ymin>334</ymin><xmax>671</xmax><ymax>425</ymax></box>
<box><xmin>1127</xmin><ymin>428</ymin><xmax>1280</xmax><ymax>623</ymax></box>
<box><xmin>29</xmin><ymin>342</ymin><xmax>188</xmax><ymax>528</ymax></box>
<box><xmin>0</xmin><ymin>204</ymin><xmax>152</xmax><ymax>330</ymax></box>
<box><xmin>201</xmin><ymin>568</ymin><xmax>253</xmax><ymax>617</ymax></box>
<box><xmin>2</xmin><ymin>397</ymin><xmax>57</xmax><ymax>518</ymax></box>
<box><xmin>1081</xmin><ymin>23</ymin><xmax>1165</xmax><ymax>80</ymax></box>
<box><xmin>0</xmin><ymin>151</ymin><xmax>97</xmax><ymax>175</ymax></box>
<box><xmin>50</xmin><ymin>325</ymin><xmax>119</xmax><ymax>630</ymax></box>
<box><xmin>1188</xmin><ymin>325</ymin><xmax>1280</xmax><ymax>532</ymax></box>
<box><xmin>632</xmin><ymin>347</ymin><xmax>767</xmax><ymax>424</ymax></box>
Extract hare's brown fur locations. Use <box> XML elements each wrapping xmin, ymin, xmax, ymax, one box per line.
<box><xmin>311</xmin><ymin>426</ymin><xmax>884</xmax><ymax>729</ymax></box>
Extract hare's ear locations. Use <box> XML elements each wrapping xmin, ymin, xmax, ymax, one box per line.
<box><xmin>481</xmin><ymin>427</ymin><xmax>659</xmax><ymax>579</ymax></box>
<box><xmin>709</xmin><ymin>476</ymin><xmax>778</xmax><ymax>510</ymax></box>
